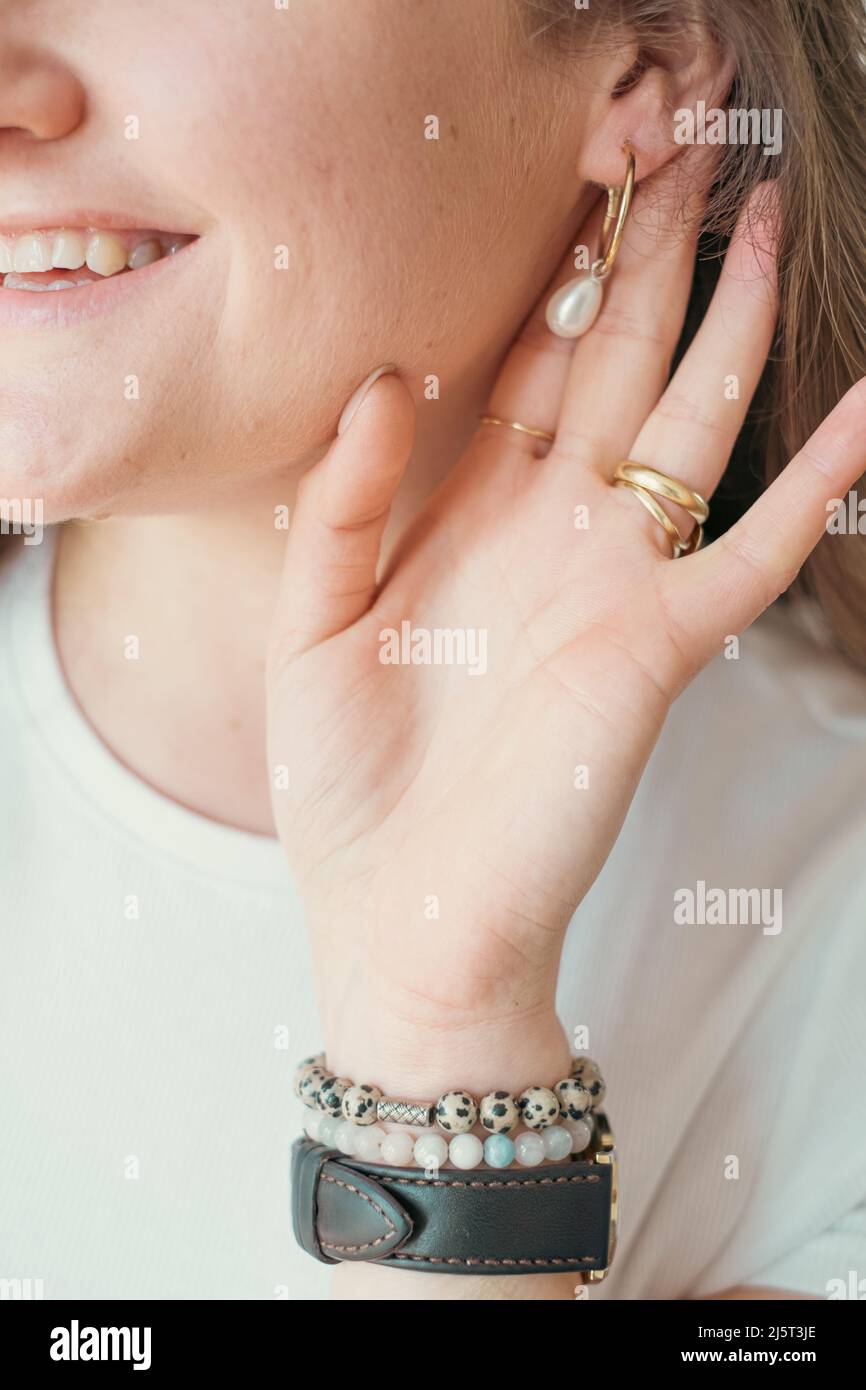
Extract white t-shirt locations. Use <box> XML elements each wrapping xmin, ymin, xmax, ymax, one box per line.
<box><xmin>1</xmin><ymin>532</ymin><xmax>865</xmax><ymax>1300</ymax></box>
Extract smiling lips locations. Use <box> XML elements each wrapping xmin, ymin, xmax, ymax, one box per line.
<box><xmin>0</xmin><ymin>228</ymin><xmax>195</xmax><ymax>290</ymax></box>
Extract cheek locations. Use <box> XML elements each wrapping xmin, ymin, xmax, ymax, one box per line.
<box><xmin>178</xmin><ymin>8</ymin><xmax>531</xmax><ymax>413</ymax></box>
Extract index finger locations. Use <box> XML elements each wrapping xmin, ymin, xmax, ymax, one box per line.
<box><xmin>666</xmin><ymin>377</ymin><xmax>866</xmax><ymax>661</ymax></box>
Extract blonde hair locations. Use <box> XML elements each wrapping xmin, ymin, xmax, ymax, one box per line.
<box><xmin>523</xmin><ymin>0</ymin><xmax>866</xmax><ymax>665</ymax></box>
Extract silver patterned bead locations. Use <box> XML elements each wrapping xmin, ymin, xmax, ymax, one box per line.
<box><xmin>435</xmin><ymin>1091</ymin><xmax>478</xmax><ymax>1135</ymax></box>
<box><xmin>341</xmin><ymin>1083</ymin><xmax>382</xmax><ymax>1126</ymax></box>
<box><xmin>376</xmin><ymin>1099</ymin><xmax>435</xmax><ymax>1127</ymax></box>
<box><xmin>316</xmin><ymin>1075</ymin><xmax>352</xmax><ymax>1117</ymax></box>
<box><xmin>518</xmin><ymin>1085</ymin><xmax>560</xmax><ymax>1130</ymax></box>
<box><xmin>479</xmin><ymin>1090</ymin><xmax>520</xmax><ymax>1134</ymax></box>
<box><xmin>298</xmin><ymin>1065</ymin><xmax>328</xmax><ymax>1110</ymax></box>
<box><xmin>555</xmin><ymin>1077</ymin><xmax>592</xmax><ymax>1122</ymax></box>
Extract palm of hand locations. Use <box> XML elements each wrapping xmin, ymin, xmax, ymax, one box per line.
<box><xmin>275</xmin><ymin>436</ymin><xmax>728</xmax><ymax>1028</ymax></box>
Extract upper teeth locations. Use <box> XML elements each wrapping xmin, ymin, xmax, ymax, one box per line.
<box><xmin>0</xmin><ymin>230</ymin><xmax>190</xmax><ymax>278</ymax></box>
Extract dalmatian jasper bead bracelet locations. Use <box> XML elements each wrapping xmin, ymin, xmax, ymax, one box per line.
<box><xmin>293</xmin><ymin>1053</ymin><xmax>607</xmax><ymax>1172</ymax></box>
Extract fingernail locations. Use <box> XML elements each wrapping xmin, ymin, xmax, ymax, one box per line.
<box><xmin>337</xmin><ymin>364</ymin><xmax>396</xmax><ymax>436</ymax></box>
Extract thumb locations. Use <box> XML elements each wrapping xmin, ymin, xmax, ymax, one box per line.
<box><xmin>270</xmin><ymin>366</ymin><xmax>415</xmax><ymax>664</ymax></box>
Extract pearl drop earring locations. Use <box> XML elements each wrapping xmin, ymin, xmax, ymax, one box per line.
<box><xmin>546</xmin><ymin>145</ymin><xmax>636</xmax><ymax>339</ymax></box>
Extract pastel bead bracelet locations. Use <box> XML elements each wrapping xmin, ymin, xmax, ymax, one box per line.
<box><xmin>302</xmin><ymin>1105</ymin><xmax>596</xmax><ymax>1172</ymax></box>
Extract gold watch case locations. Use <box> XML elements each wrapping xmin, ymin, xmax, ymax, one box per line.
<box><xmin>583</xmin><ymin>1111</ymin><xmax>619</xmax><ymax>1284</ymax></box>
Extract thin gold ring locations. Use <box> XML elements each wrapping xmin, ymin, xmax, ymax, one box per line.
<box><xmin>478</xmin><ymin>415</ymin><xmax>555</xmax><ymax>443</ymax></box>
<box><xmin>614</xmin><ymin>461</ymin><xmax>709</xmax><ymax>525</ymax></box>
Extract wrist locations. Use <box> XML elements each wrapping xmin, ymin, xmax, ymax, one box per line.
<box><xmin>325</xmin><ymin>1002</ymin><xmax>571</xmax><ymax>1099</ymax></box>
<box><xmin>305</xmin><ymin>897</ymin><xmax>570</xmax><ymax>1097</ymax></box>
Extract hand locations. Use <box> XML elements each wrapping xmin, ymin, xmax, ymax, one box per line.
<box><xmin>266</xmin><ymin>173</ymin><xmax>866</xmax><ymax>1096</ymax></box>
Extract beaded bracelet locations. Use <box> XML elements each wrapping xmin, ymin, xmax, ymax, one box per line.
<box><xmin>293</xmin><ymin>1053</ymin><xmax>607</xmax><ymax>1174</ymax></box>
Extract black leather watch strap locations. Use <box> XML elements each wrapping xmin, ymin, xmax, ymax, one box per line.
<box><xmin>291</xmin><ymin>1114</ymin><xmax>617</xmax><ymax>1276</ymax></box>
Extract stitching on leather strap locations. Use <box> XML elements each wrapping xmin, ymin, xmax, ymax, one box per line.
<box><xmin>379</xmin><ymin>1173</ymin><xmax>600</xmax><ymax>1189</ymax></box>
<box><xmin>320</xmin><ymin>1173</ymin><xmax>397</xmax><ymax>1254</ymax></box>
<box><xmin>385</xmin><ymin>1253</ymin><xmax>597</xmax><ymax>1267</ymax></box>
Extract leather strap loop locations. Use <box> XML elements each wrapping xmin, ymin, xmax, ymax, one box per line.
<box><xmin>316</xmin><ymin>1157</ymin><xmax>415</xmax><ymax>1263</ymax></box>
<box><xmin>291</xmin><ymin>1139</ymin><xmax>414</xmax><ymax>1264</ymax></box>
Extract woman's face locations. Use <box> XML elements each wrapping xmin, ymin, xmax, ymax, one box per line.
<box><xmin>0</xmin><ymin>0</ymin><xmax>593</xmax><ymax>521</ymax></box>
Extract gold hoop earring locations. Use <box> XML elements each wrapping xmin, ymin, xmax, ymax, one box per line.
<box><xmin>546</xmin><ymin>145</ymin><xmax>636</xmax><ymax>339</ymax></box>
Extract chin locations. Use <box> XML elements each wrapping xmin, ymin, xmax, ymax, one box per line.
<box><xmin>0</xmin><ymin>419</ymin><xmax>124</xmax><ymax>524</ymax></box>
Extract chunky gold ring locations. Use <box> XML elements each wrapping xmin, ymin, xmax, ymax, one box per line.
<box><xmin>613</xmin><ymin>461</ymin><xmax>708</xmax><ymax>559</ymax></box>
<box><xmin>614</xmin><ymin>461</ymin><xmax>709</xmax><ymax>524</ymax></box>
<box><xmin>478</xmin><ymin>415</ymin><xmax>555</xmax><ymax>443</ymax></box>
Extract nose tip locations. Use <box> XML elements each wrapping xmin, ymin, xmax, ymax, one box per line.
<box><xmin>0</xmin><ymin>51</ymin><xmax>85</xmax><ymax>141</ymax></box>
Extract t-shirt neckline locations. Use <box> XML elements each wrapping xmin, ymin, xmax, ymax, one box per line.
<box><xmin>6</xmin><ymin>528</ymin><xmax>291</xmax><ymax>887</ymax></box>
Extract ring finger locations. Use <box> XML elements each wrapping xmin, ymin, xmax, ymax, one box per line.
<box><xmin>622</xmin><ymin>183</ymin><xmax>778</xmax><ymax>546</ymax></box>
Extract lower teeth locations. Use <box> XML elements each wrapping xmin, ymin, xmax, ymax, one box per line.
<box><xmin>1</xmin><ymin>273</ymin><xmax>87</xmax><ymax>293</ymax></box>
<box><xmin>2</xmin><ymin>272</ymin><xmax>123</xmax><ymax>294</ymax></box>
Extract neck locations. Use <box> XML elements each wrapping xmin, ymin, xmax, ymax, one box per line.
<box><xmin>53</xmin><ymin>367</ymin><xmax>488</xmax><ymax>835</ymax></box>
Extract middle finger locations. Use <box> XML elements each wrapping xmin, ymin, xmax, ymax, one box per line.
<box><xmin>625</xmin><ymin>182</ymin><xmax>778</xmax><ymax>517</ymax></box>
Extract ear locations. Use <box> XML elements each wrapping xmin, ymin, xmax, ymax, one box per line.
<box><xmin>577</xmin><ymin>24</ymin><xmax>736</xmax><ymax>187</ymax></box>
